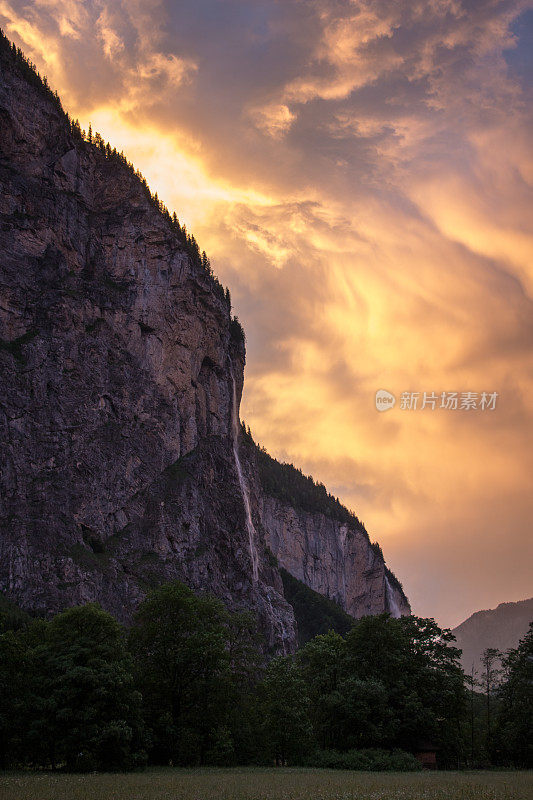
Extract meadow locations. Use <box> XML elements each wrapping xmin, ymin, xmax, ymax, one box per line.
<box><xmin>1</xmin><ymin>768</ymin><xmax>532</xmax><ymax>800</ymax></box>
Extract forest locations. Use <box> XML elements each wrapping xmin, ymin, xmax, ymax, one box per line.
<box><xmin>1</xmin><ymin>582</ymin><xmax>530</xmax><ymax>773</ymax></box>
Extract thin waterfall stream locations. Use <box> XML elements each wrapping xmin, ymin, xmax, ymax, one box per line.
<box><xmin>385</xmin><ymin>574</ymin><xmax>401</xmax><ymax>618</ymax></box>
<box><xmin>231</xmin><ymin>374</ymin><xmax>259</xmax><ymax>583</ymax></box>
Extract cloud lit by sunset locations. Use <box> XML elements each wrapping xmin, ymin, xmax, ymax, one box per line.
<box><xmin>2</xmin><ymin>0</ymin><xmax>531</xmax><ymax>627</ymax></box>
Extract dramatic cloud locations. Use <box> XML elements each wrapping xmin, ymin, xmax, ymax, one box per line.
<box><xmin>2</xmin><ymin>0</ymin><xmax>531</xmax><ymax>626</ymax></box>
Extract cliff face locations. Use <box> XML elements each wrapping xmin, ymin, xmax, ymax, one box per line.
<box><xmin>241</xmin><ymin>441</ymin><xmax>410</xmax><ymax>619</ymax></box>
<box><xmin>0</xmin><ymin>40</ymin><xmax>294</xmax><ymax>650</ymax></box>
<box><xmin>0</xmin><ymin>37</ymin><xmax>409</xmax><ymax>649</ymax></box>
<box><xmin>258</xmin><ymin>497</ymin><xmax>410</xmax><ymax>618</ymax></box>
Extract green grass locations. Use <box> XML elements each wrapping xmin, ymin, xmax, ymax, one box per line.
<box><xmin>1</xmin><ymin>768</ymin><xmax>532</xmax><ymax>800</ymax></box>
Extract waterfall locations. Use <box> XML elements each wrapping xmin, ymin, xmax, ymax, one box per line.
<box><xmin>231</xmin><ymin>374</ymin><xmax>259</xmax><ymax>583</ymax></box>
<box><xmin>385</xmin><ymin>574</ymin><xmax>401</xmax><ymax>618</ymax></box>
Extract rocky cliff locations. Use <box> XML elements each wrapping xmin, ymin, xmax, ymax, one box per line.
<box><xmin>0</xmin><ymin>36</ymin><xmax>294</xmax><ymax>650</ymax></box>
<box><xmin>259</xmin><ymin>498</ymin><xmax>409</xmax><ymax>618</ymax></box>
<box><xmin>243</xmin><ymin>439</ymin><xmax>410</xmax><ymax>619</ymax></box>
<box><xmin>0</xmin><ymin>34</ymin><xmax>409</xmax><ymax>650</ymax></box>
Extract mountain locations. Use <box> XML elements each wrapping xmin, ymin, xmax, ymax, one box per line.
<box><xmin>452</xmin><ymin>597</ymin><xmax>533</xmax><ymax>673</ymax></box>
<box><xmin>0</xmin><ymin>32</ymin><xmax>409</xmax><ymax>650</ymax></box>
<box><xmin>247</xmin><ymin>434</ymin><xmax>410</xmax><ymax>620</ymax></box>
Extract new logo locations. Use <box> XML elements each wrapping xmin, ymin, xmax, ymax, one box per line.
<box><xmin>375</xmin><ymin>389</ymin><xmax>396</xmax><ymax>412</ymax></box>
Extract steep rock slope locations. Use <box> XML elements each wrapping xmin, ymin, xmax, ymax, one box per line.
<box><xmin>260</xmin><ymin>497</ymin><xmax>410</xmax><ymax>618</ymax></box>
<box><xmin>0</xmin><ymin>37</ymin><xmax>294</xmax><ymax>650</ymax></box>
<box><xmin>453</xmin><ymin>597</ymin><xmax>533</xmax><ymax>672</ymax></box>
<box><xmin>244</xmin><ymin>439</ymin><xmax>410</xmax><ymax>618</ymax></box>
<box><xmin>0</xmin><ymin>35</ymin><xmax>409</xmax><ymax>648</ymax></box>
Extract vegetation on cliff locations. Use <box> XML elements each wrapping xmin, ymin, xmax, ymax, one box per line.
<box><xmin>279</xmin><ymin>569</ymin><xmax>354</xmax><ymax>646</ymax></box>
<box><xmin>249</xmin><ymin>431</ymin><xmax>368</xmax><ymax>534</ymax></box>
<box><xmin>0</xmin><ymin>592</ymin><xmax>31</xmax><ymax>633</ymax></box>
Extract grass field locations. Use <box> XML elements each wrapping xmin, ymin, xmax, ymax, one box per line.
<box><xmin>1</xmin><ymin>768</ymin><xmax>532</xmax><ymax>800</ymax></box>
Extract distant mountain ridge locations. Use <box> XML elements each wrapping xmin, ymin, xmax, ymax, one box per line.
<box><xmin>452</xmin><ymin>597</ymin><xmax>533</xmax><ymax>673</ymax></box>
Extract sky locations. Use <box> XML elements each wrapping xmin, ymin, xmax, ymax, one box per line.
<box><xmin>1</xmin><ymin>0</ymin><xmax>532</xmax><ymax>628</ymax></box>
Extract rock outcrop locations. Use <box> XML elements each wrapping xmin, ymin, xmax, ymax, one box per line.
<box><xmin>0</xmin><ymin>34</ymin><xmax>409</xmax><ymax>650</ymax></box>
<box><xmin>240</xmin><ymin>440</ymin><xmax>410</xmax><ymax>619</ymax></box>
<box><xmin>259</xmin><ymin>497</ymin><xmax>410</xmax><ymax>618</ymax></box>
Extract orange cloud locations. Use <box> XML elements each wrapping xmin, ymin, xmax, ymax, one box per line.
<box><xmin>1</xmin><ymin>0</ymin><xmax>531</xmax><ymax>627</ymax></box>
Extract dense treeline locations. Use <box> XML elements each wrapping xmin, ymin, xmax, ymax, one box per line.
<box><xmin>0</xmin><ymin>28</ymin><xmax>245</xmax><ymax>346</ymax></box>
<box><xmin>1</xmin><ymin>584</ymin><xmax>530</xmax><ymax>772</ymax></box>
<box><xmin>250</xmin><ymin>432</ymin><xmax>368</xmax><ymax>533</ymax></box>
<box><xmin>7</xmin><ymin>581</ymin><xmax>524</xmax><ymax>773</ymax></box>
<box><xmin>458</xmin><ymin>625</ymin><xmax>533</xmax><ymax>769</ymax></box>
<box><xmin>492</xmin><ymin>623</ymin><xmax>533</xmax><ymax>767</ymax></box>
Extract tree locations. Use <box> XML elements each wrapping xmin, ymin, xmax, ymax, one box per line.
<box><xmin>26</xmin><ymin>605</ymin><xmax>145</xmax><ymax>771</ymax></box>
<box><xmin>337</xmin><ymin>675</ymin><xmax>392</xmax><ymax>750</ymax></box>
<box><xmin>493</xmin><ymin>623</ymin><xmax>533</xmax><ymax>767</ymax></box>
<box><xmin>129</xmin><ymin>582</ymin><xmax>232</xmax><ymax>765</ymax></box>
<box><xmin>336</xmin><ymin>615</ymin><xmax>465</xmax><ymax>762</ymax></box>
<box><xmin>479</xmin><ymin>647</ymin><xmax>501</xmax><ymax>752</ymax></box>
<box><xmin>223</xmin><ymin>611</ymin><xmax>264</xmax><ymax>764</ymax></box>
<box><xmin>257</xmin><ymin>656</ymin><xmax>311</xmax><ymax>765</ymax></box>
<box><xmin>465</xmin><ymin>662</ymin><xmax>478</xmax><ymax>766</ymax></box>
<box><xmin>0</xmin><ymin>629</ymin><xmax>29</xmax><ymax>768</ymax></box>
<box><xmin>298</xmin><ymin>631</ymin><xmax>346</xmax><ymax>749</ymax></box>
<box><xmin>399</xmin><ymin>616</ymin><xmax>465</xmax><ymax>763</ymax></box>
